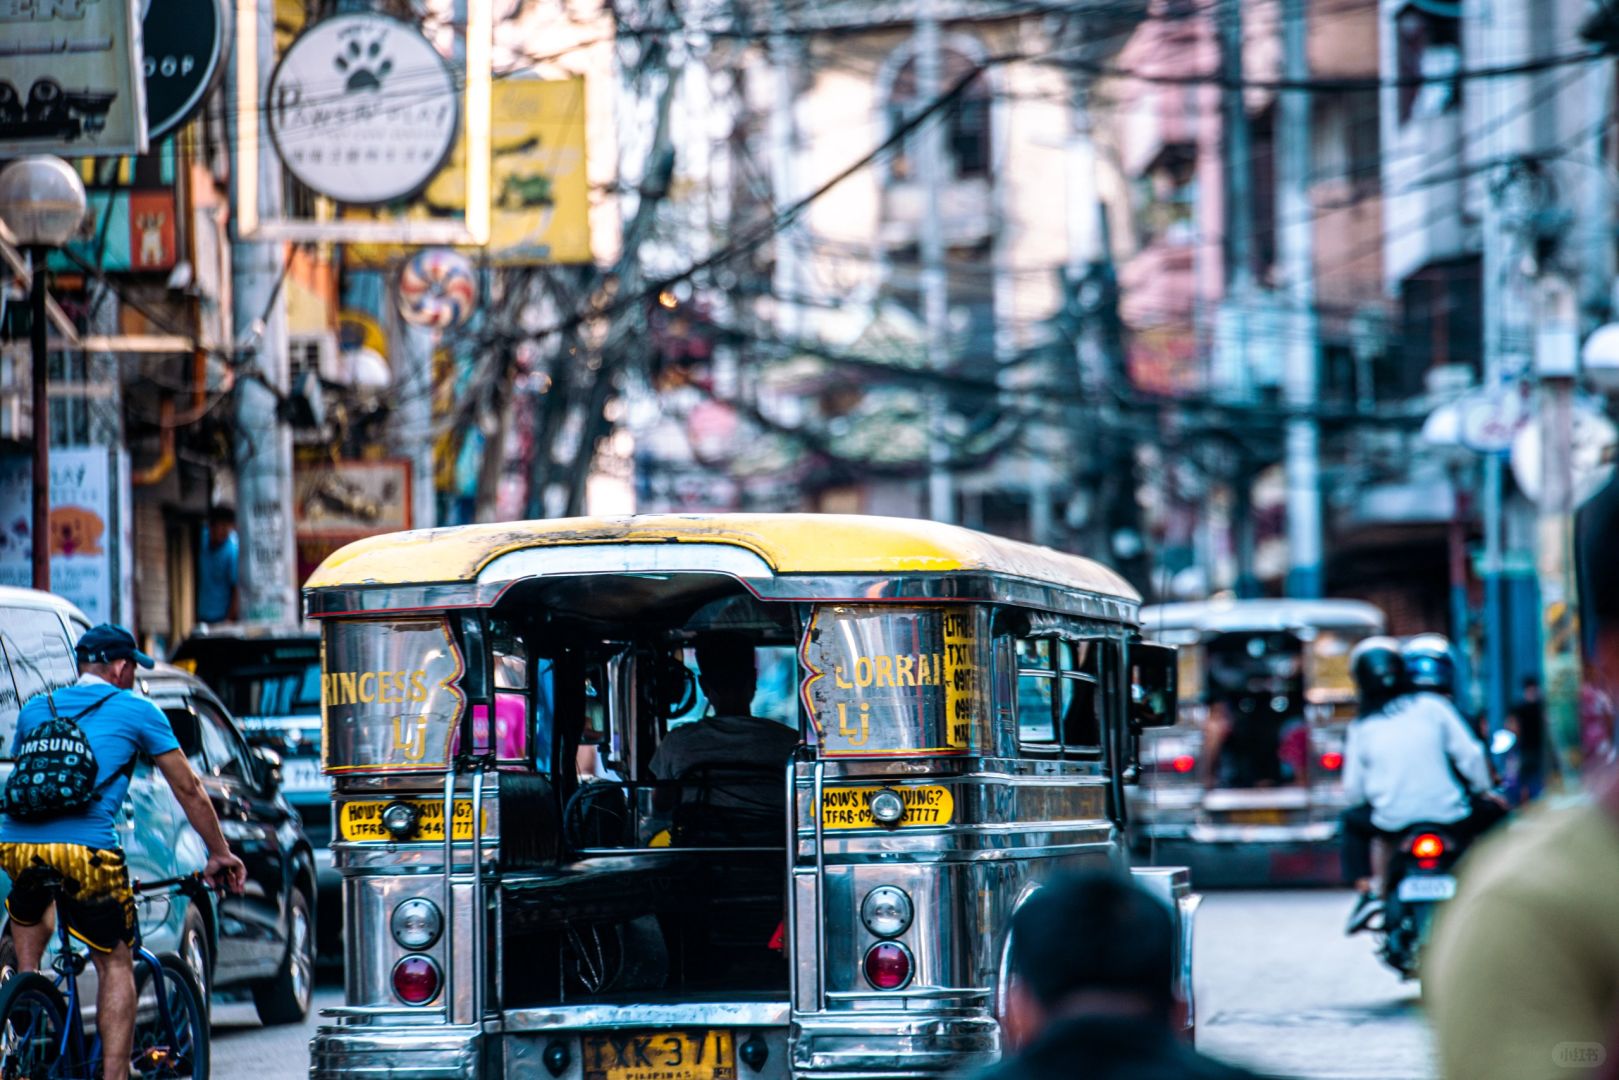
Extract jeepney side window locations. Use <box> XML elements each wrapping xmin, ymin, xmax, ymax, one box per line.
<box><xmin>1017</xmin><ymin>637</ymin><xmax>1102</xmax><ymax>756</ymax></box>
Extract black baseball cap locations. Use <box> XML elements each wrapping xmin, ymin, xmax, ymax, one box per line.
<box><xmin>75</xmin><ymin>624</ymin><xmax>155</xmax><ymax>668</ymax></box>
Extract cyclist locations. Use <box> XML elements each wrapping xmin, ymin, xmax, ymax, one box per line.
<box><xmin>0</xmin><ymin>624</ymin><xmax>246</xmax><ymax>1080</ymax></box>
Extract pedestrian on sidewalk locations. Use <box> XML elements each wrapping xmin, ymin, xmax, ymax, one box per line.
<box><xmin>975</xmin><ymin>872</ymin><xmax>1263</xmax><ymax>1080</ymax></box>
<box><xmin>197</xmin><ymin>504</ymin><xmax>239</xmax><ymax>624</ymax></box>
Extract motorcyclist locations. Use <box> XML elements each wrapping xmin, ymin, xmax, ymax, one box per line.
<box><xmin>1401</xmin><ymin>633</ymin><xmax>1505</xmax><ymax>789</ymax></box>
<box><xmin>1341</xmin><ymin>637</ymin><xmax>1500</xmax><ymax>935</ymax></box>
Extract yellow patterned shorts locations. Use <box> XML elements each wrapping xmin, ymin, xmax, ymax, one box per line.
<box><xmin>0</xmin><ymin>843</ymin><xmax>135</xmax><ymax>953</ymax></box>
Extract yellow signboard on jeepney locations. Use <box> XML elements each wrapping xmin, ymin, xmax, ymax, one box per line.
<box><xmin>798</xmin><ymin>605</ymin><xmax>990</xmax><ymax>757</ymax></box>
<box><xmin>321</xmin><ymin>618</ymin><xmax>467</xmax><ymax>773</ymax></box>
<box><xmin>345</xmin><ymin>77</ymin><xmax>590</xmax><ymax>266</ymax></box>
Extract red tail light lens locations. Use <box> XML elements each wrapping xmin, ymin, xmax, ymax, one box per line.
<box><xmin>1410</xmin><ymin>833</ymin><xmax>1445</xmax><ymax>861</ymax></box>
<box><xmin>863</xmin><ymin>942</ymin><xmax>914</xmax><ymax>990</ymax></box>
<box><xmin>1319</xmin><ymin>751</ymin><xmax>1344</xmax><ymax>771</ymax></box>
<box><xmin>1171</xmin><ymin>754</ymin><xmax>1197</xmax><ymax>774</ymax></box>
<box><xmin>392</xmin><ymin>955</ymin><xmax>441</xmax><ymax>1005</ymax></box>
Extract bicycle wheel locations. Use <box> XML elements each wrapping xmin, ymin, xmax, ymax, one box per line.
<box><xmin>131</xmin><ymin>957</ymin><xmax>208</xmax><ymax>1079</ymax></box>
<box><xmin>0</xmin><ymin>972</ymin><xmax>69</xmax><ymax>1080</ymax></box>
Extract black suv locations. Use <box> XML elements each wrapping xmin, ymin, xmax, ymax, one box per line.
<box><xmin>170</xmin><ymin>627</ymin><xmax>337</xmax><ymax>955</ymax></box>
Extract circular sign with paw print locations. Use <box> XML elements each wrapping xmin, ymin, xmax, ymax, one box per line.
<box><xmin>267</xmin><ymin>12</ymin><xmax>459</xmax><ymax>205</ymax></box>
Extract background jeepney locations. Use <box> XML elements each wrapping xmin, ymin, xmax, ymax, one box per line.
<box><xmin>303</xmin><ymin>515</ymin><xmax>1192</xmax><ymax>1080</ymax></box>
<box><xmin>1129</xmin><ymin>599</ymin><xmax>1386</xmax><ymax>884</ymax></box>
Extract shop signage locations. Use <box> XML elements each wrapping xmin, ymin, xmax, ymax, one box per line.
<box><xmin>141</xmin><ymin>0</ymin><xmax>228</xmax><ymax>139</ymax></box>
<box><xmin>0</xmin><ymin>447</ymin><xmax>125</xmax><ymax>623</ymax></box>
<box><xmin>0</xmin><ymin>0</ymin><xmax>148</xmax><ymax>156</ymax></box>
<box><xmin>267</xmin><ymin>12</ymin><xmax>459</xmax><ymax>206</ymax></box>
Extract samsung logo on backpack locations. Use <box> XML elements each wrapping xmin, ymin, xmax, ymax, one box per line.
<box><xmin>24</xmin><ymin>740</ymin><xmax>86</xmax><ymax>755</ymax></box>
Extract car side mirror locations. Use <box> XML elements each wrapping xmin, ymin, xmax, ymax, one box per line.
<box><xmin>253</xmin><ymin>745</ymin><xmax>284</xmax><ymax>796</ymax></box>
<box><xmin>1130</xmin><ymin>642</ymin><xmax>1179</xmax><ymax>731</ymax></box>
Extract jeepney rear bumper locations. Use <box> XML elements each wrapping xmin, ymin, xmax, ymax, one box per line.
<box><xmin>791</xmin><ymin>1013</ymin><xmax>1000</xmax><ymax>1077</ymax></box>
<box><xmin>309</xmin><ymin>1023</ymin><xmax>483</xmax><ymax>1080</ymax></box>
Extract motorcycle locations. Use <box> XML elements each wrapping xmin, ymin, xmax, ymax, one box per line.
<box><xmin>1375</xmin><ymin>823</ymin><xmax>1467</xmax><ymax>978</ymax></box>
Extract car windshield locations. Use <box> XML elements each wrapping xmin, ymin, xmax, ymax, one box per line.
<box><xmin>220</xmin><ymin>662</ymin><xmax>322</xmax><ymax>717</ymax></box>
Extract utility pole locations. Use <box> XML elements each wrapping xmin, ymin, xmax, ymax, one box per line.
<box><xmin>1218</xmin><ymin>0</ymin><xmax>1259</xmax><ymax>596</ymax></box>
<box><xmin>916</xmin><ymin>1</ymin><xmax>954</xmax><ymax>524</ymax></box>
<box><xmin>228</xmin><ymin>0</ymin><xmax>296</xmax><ymax>625</ymax></box>
<box><xmin>1534</xmin><ymin>274</ymin><xmax>1581</xmax><ymax>772</ymax></box>
<box><xmin>1278</xmin><ymin>0</ymin><xmax>1323</xmax><ymax>598</ymax></box>
<box><xmin>769</xmin><ymin>0</ymin><xmax>799</xmax><ymax>341</ymax></box>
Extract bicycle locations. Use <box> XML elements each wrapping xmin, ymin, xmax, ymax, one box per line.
<box><xmin>0</xmin><ymin>872</ymin><xmax>211</xmax><ymax>1079</ymax></box>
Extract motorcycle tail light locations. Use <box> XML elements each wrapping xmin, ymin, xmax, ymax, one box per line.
<box><xmin>392</xmin><ymin>955</ymin><xmax>441</xmax><ymax>1005</ymax></box>
<box><xmin>863</xmin><ymin>942</ymin><xmax>913</xmax><ymax>990</ymax></box>
<box><xmin>1319</xmin><ymin>751</ymin><xmax>1344</xmax><ymax>771</ymax></box>
<box><xmin>1410</xmin><ymin>833</ymin><xmax>1445</xmax><ymax>861</ymax></box>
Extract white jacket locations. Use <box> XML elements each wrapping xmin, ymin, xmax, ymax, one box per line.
<box><xmin>1342</xmin><ymin>692</ymin><xmax>1493</xmax><ymax>832</ymax></box>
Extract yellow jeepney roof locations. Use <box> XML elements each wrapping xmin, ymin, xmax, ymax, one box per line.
<box><xmin>304</xmin><ymin>513</ymin><xmax>1139</xmax><ymax>602</ymax></box>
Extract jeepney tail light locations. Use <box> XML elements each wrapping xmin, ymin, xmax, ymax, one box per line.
<box><xmin>392</xmin><ymin>955</ymin><xmax>441</xmax><ymax>1005</ymax></box>
<box><xmin>1319</xmin><ymin>751</ymin><xmax>1344</xmax><ymax>772</ymax></box>
<box><xmin>863</xmin><ymin>942</ymin><xmax>913</xmax><ymax>990</ymax></box>
<box><xmin>1171</xmin><ymin>754</ymin><xmax>1197</xmax><ymax>774</ymax></box>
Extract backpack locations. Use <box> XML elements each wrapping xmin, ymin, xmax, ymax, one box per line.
<box><xmin>2</xmin><ymin>690</ymin><xmax>120</xmax><ymax>823</ymax></box>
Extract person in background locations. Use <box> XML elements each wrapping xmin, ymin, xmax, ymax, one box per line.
<box><xmin>0</xmin><ymin>625</ymin><xmax>247</xmax><ymax>1080</ymax></box>
<box><xmin>196</xmin><ymin>504</ymin><xmax>239</xmax><ymax>624</ymax></box>
<box><xmin>1425</xmin><ymin>469</ymin><xmax>1619</xmax><ymax>1080</ymax></box>
<box><xmin>1340</xmin><ymin>638</ymin><xmax>1500</xmax><ymax>936</ymax></box>
<box><xmin>979</xmin><ymin>872</ymin><xmax>1260</xmax><ymax>1080</ymax></box>
<box><xmin>1507</xmin><ymin>675</ymin><xmax>1548</xmax><ymax>800</ymax></box>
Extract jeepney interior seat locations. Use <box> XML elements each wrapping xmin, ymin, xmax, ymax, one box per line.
<box><xmin>669</xmin><ymin>764</ymin><xmax>785</xmax><ymax>847</ymax></box>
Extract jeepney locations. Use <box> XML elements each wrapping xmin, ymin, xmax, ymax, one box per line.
<box><xmin>304</xmin><ymin>514</ymin><xmax>1193</xmax><ymax>1080</ymax></box>
<box><xmin>1129</xmin><ymin>598</ymin><xmax>1386</xmax><ymax>883</ymax></box>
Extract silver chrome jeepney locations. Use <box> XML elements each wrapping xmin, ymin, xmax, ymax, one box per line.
<box><xmin>1130</xmin><ymin>598</ymin><xmax>1386</xmax><ymax>884</ymax></box>
<box><xmin>304</xmin><ymin>515</ymin><xmax>1196</xmax><ymax>1080</ymax></box>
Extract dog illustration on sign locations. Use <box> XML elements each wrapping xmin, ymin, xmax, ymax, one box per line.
<box><xmin>50</xmin><ymin>506</ymin><xmax>105</xmax><ymax>557</ymax></box>
<box><xmin>334</xmin><ymin>37</ymin><xmax>392</xmax><ymax>93</ymax></box>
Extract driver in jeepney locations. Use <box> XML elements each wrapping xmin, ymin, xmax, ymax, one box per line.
<box><xmin>649</xmin><ymin>635</ymin><xmax>799</xmax><ymax>815</ymax></box>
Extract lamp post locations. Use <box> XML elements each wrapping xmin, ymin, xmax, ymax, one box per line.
<box><xmin>0</xmin><ymin>156</ymin><xmax>89</xmax><ymax>592</ymax></box>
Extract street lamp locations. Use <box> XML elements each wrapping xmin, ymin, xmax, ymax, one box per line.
<box><xmin>0</xmin><ymin>156</ymin><xmax>88</xmax><ymax>592</ymax></box>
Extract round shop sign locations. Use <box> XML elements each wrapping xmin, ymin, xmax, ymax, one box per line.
<box><xmin>142</xmin><ymin>0</ymin><xmax>229</xmax><ymax>140</ymax></box>
<box><xmin>267</xmin><ymin>12</ymin><xmax>459</xmax><ymax>206</ymax></box>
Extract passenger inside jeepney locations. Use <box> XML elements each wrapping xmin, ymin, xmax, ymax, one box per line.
<box><xmin>649</xmin><ymin>634</ymin><xmax>799</xmax><ymax>822</ymax></box>
<box><xmin>492</xmin><ymin>579</ymin><xmax>801</xmax><ymax>1005</ymax></box>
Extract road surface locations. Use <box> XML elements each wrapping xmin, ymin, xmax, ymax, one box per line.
<box><xmin>213</xmin><ymin>890</ymin><xmax>1435</xmax><ymax>1079</ymax></box>
<box><xmin>1197</xmin><ymin>889</ymin><xmax>1435</xmax><ymax>1079</ymax></box>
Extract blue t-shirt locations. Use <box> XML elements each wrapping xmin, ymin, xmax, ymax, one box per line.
<box><xmin>197</xmin><ymin>530</ymin><xmax>238</xmax><ymax>623</ymax></box>
<box><xmin>1</xmin><ymin>679</ymin><xmax>182</xmax><ymax>850</ymax></box>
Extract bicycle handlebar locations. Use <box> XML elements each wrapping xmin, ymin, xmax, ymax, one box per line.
<box><xmin>133</xmin><ymin>871</ymin><xmax>216</xmax><ymax>897</ymax></box>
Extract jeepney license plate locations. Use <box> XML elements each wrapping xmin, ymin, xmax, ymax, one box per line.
<box><xmin>582</xmin><ymin>1030</ymin><xmax>735</xmax><ymax>1080</ymax></box>
<box><xmin>1225</xmin><ymin>809</ymin><xmax>1288</xmax><ymax>825</ymax></box>
<box><xmin>338</xmin><ymin>799</ymin><xmax>487</xmax><ymax>842</ymax></box>
<box><xmin>1396</xmin><ymin>874</ymin><xmax>1456</xmax><ymax>902</ymax></box>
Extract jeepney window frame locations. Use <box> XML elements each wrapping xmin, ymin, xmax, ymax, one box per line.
<box><xmin>1014</xmin><ymin>629</ymin><xmax>1105</xmax><ymax>760</ymax></box>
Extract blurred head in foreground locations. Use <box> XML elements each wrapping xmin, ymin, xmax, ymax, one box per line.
<box><xmin>1005</xmin><ymin>872</ymin><xmax>1177</xmax><ymax>1049</ymax></box>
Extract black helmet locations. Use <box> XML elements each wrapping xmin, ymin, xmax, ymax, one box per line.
<box><xmin>1401</xmin><ymin>633</ymin><xmax>1456</xmax><ymax>696</ymax></box>
<box><xmin>1350</xmin><ymin>637</ymin><xmax>1406</xmax><ymax>712</ymax></box>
